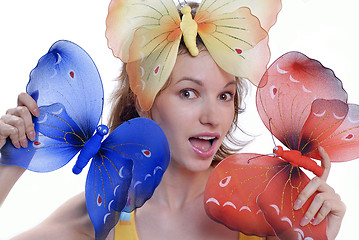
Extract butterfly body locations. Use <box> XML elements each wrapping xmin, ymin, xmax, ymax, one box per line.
<box><xmin>273</xmin><ymin>146</ymin><xmax>323</xmax><ymax>176</ymax></box>
<box><xmin>180</xmin><ymin>5</ymin><xmax>199</xmax><ymax>56</ymax></box>
<box><xmin>73</xmin><ymin>125</ymin><xmax>109</xmax><ymax>174</ymax></box>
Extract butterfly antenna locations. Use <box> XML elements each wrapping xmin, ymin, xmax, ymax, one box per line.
<box><xmin>247</xmin><ymin>153</ymin><xmax>276</xmax><ymax>164</ymax></box>
<box><xmin>268</xmin><ymin>118</ymin><xmax>277</xmax><ymax>147</ymax></box>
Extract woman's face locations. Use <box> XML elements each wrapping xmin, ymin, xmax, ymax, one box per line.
<box><xmin>150</xmin><ymin>51</ymin><xmax>236</xmax><ymax>172</ymax></box>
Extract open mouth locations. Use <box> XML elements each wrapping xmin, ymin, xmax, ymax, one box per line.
<box><xmin>189</xmin><ymin>136</ymin><xmax>217</xmax><ymax>153</ymax></box>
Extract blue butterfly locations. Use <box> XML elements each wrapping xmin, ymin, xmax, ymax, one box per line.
<box><xmin>0</xmin><ymin>40</ymin><xmax>171</xmax><ymax>240</ymax></box>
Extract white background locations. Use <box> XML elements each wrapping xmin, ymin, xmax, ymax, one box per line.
<box><xmin>0</xmin><ymin>0</ymin><xmax>358</xmax><ymax>239</ymax></box>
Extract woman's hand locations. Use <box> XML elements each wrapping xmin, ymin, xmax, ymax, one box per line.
<box><xmin>293</xmin><ymin>146</ymin><xmax>346</xmax><ymax>240</ymax></box>
<box><xmin>0</xmin><ymin>93</ymin><xmax>39</xmax><ymax>206</ymax></box>
<box><xmin>0</xmin><ymin>92</ymin><xmax>39</xmax><ymax>149</ymax></box>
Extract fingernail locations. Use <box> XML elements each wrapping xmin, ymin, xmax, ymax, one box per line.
<box><xmin>14</xmin><ymin>142</ymin><xmax>21</xmax><ymax>149</ymax></box>
<box><xmin>20</xmin><ymin>139</ymin><xmax>28</xmax><ymax>148</ymax></box>
<box><xmin>312</xmin><ymin>218</ymin><xmax>319</xmax><ymax>225</ymax></box>
<box><xmin>293</xmin><ymin>199</ymin><xmax>302</xmax><ymax>210</ymax></box>
<box><xmin>28</xmin><ymin>131</ymin><xmax>36</xmax><ymax>141</ymax></box>
<box><xmin>300</xmin><ymin>216</ymin><xmax>309</xmax><ymax>226</ymax></box>
<box><xmin>33</xmin><ymin>108</ymin><xmax>39</xmax><ymax>117</ymax></box>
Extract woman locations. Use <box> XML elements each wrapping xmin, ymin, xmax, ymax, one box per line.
<box><xmin>0</xmin><ymin>39</ymin><xmax>346</xmax><ymax>240</ymax></box>
<box><xmin>0</xmin><ymin>2</ymin><xmax>346</xmax><ymax>240</ymax></box>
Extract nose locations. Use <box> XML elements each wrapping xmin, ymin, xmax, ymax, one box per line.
<box><xmin>199</xmin><ymin>99</ymin><xmax>220</xmax><ymax>127</ymax></box>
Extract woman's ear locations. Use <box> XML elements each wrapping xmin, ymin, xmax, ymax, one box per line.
<box><xmin>134</xmin><ymin>95</ymin><xmax>151</xmax><ymax>118</ymax></box>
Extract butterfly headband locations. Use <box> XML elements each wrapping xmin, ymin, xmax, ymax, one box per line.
<box><xmin>106</xmin><ymin>0</ymin><xmax>282</xmax><ymax>110</ymax></box>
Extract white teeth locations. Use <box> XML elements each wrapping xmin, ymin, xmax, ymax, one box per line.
<box><xmin>197</xmin><ymin>136</ymin><xmax>216</xmax><ymax>140</ymax></box>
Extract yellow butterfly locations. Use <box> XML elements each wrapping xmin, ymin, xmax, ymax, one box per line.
<box><xmin>106</xmin><ymin>0</ymin><xmax>282</xmax><ymax>110</ymax></box>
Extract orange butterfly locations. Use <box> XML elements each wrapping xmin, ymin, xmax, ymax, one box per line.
<box><xmin>106</xmin><ymin>0</ymin><xmax>282</xmax><ymax>110</ymax></box>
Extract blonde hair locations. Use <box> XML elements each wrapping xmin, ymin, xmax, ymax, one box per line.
<box><xmin>108</xmin><ymin>1</ymin><xmax>248</xmax><ymax>164</ymax></box>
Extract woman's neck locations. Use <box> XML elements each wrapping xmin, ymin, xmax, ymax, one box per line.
<box><xmin>151</xmin><ymin>161</ymin><xmax>213</xmax><ymax>210</ymax></box>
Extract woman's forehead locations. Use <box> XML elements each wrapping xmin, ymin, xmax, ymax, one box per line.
<box><xmin>171</xmin><ymin>52</ymin><xmax>235</xmax><ymax>83</ymax></box>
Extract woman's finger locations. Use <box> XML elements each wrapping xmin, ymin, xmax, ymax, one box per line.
<box><xmin>318</xmin><ymin>146</ymin><xmax>331</xmax><ymax>181</ymax></box>
<box><xmin>1</xmin><ymin>114</ymin><xmax>28</xmax><ymax>148</ymax></box>
<box><xmin>293</xmin><ymin>176</ymin><xmax>334</xmax><ymax>210</ymax></box>
<box><xmin>17</xmin><ymin>92</ymin><xmax>39</xmax><ymax>117</ymax></box>
<box><xmin>0</xmin><ymin>93</ymin><xmax>38</xmax><ymax>149</ymax></box>
<box><xmin>0</xmin><ymin>121</ymin><xmax>19</xmax><ymax>149</ymax></box>
<box><xmin>6</xmin><ymin>106</ymin><xmax>36</xmax><ymax>142</ymax></box>
<box><xmin>312</xmin><ymin>193</ymin><xmax>342</xmax><ymax>226</ymax></box>
<box><xmin>300</xmin><ymin>192</ymin><xmax>334</xmax><ymax>226</ymax></box>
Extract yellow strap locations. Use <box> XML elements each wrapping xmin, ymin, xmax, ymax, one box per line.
<box><xmin>114</xmin><ymin>212</ymin><xmax>139</xmax><ymax>240</ymax></box>
<box><xmin>239</xmin><ymin>232</ymin><xmax>265</xmax><ymax>240</ymax></box>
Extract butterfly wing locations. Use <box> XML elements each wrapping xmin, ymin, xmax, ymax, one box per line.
<box><xmin>106</xmin><ymin>0</ymin><xmax>180</xmax><ymax>62</ymax></box>
<box><xmin>0</xmin><ymin>103</ymin><xmax>85</xmax><ymax>172</ymax></box>
<box><xmin>106</xmin><ymin>0</ymin><xmax>182</xmax><ymax>110</ymax></box>
<box><xmin>205</xmin><ymin>153</ymin><xmax>288</xmax><ymax>237</ymax></box>
<box><xmin>126</xmin><ymin>17</ymin><xmax>182</xmax><ymax>110</ymax></box>
<box><xmin>0</xmin><ymin>40</ymin><xmax>102</xmax><ymax>171</ymax></box>
<box><xmin>85</xmin><ymin>117</ymin><xmax>169</xmax><ymax>239</ymax></box>
<box><xmin>196</xmin><ymin>4</ymin><xmax>269</xmax><ymax>86</ymax></box>
<box><xmin>27</xmin><ymin>40</ymin><xmax>103</xmax><ymax>138</ymax></box>
<box><xmin>196</xmin><ymin>0</ymin><xmax>282</xmax><ymax>32</ymax></box>
<box><xmin>299</xmin><ymin>99</ymin><xmax>359</xmax><ymax>162</ymax></box>
<box><xmin>298</xmin><ymin>99</ymin><xmax>348</xmax><ymax>158</ymax></box>
<box><xmin>205</xmin><ymin>153</ymin><xmax>328</xmax><ymax>238</ymax></box>
<box><xmin>318</xmin><ymin>103</ymin><xmax>359</xmax><ymax>162</ymax></box>
<box><xmin>86</xmin><ymin>150</ymin><xmax>133</xmax><ymax>240</ymax></box>
<box><xmin>256</xmin><ymin>51</ymin><xmax>348</xmax><ymax>150</ymax></box>
<box><xmin>101</xmin><ymin>117</ymin><xmax>170</xmax><ymax>212</ymax></box>
<box><xmin>256</xmin><ymin>166</ymin><xmax>327</xmax><ymax>239</ymax></box>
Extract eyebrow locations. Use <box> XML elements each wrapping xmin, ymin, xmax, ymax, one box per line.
<box><xmin>224</xmin><ymin>80</ymin><xmax>237</xmax><ymax>89</ymax></box>
<box><xmin>176</xmin><ymin>78</ymin><xmax>203</xmax><ymax>86</ymax></box>
<box><xmin>176</xmin><ymin>78</ymin><xmax>237</xmax><ymax>89</ymax></box>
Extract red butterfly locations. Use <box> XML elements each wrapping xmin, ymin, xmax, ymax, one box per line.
<box><xmin>204</xmin><ymin>51</ymin><xmax>359</xmax><ymax>239</ymax></box>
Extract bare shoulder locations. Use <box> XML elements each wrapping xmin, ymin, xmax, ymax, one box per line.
<box><xmin>13</xmin><ymin>192</ymin><xmax>96</xmax><ymax>240</ymax></box>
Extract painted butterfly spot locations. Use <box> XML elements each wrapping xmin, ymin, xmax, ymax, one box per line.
<box><xmin>270</xmin><ymin>86</ymin><xmax>278</xmax><ymax>99</ymax></box>
<box><xmin>234</xmin><ymin>48</ymin><xmax>242</xmax><ymax>55</ymax></box>
<box><xmin>219</xmin><ymin>176</ymin><xmax>231</xmax><ymax>187</ymax></box>
<box><xmin>34</xmin><ymin>141</ymin><xmax>41</xmax><ymax>146</ymax></box>
<box><xmin>69</xmin><ymin>71</ymin><xmax>75</xmax><ymax>79</ymax></box>
<box><xmin>153</xmin><ymin>65</ymin><xmax>160</xmax><ymax>76</ymax></box>
<box><xmin>345</xmin><ymin>134</ymin><xmax>354</xmax><ymax>140</ymax></box>
<box><xmin>273</xmin><ymin>88</ymin><xmax>277</xmax><ymax>95</ymax></box>
<box><xmin>142</xmin><ymin>149</ymin><xmax>151</xmax><ymax>158</ymax></box>
<box><xmin>97</xmin><ymin>194</ymin><xmax>102</xmax><ymax>207</ymax></box>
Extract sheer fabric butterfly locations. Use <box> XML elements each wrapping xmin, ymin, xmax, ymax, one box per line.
<box><xmin>0</xmin><ymin>40</ymin><xmax>171</xmax><ymax>240</ymax></box>
<box><xmin>204</xmin><ymin>52</ymin><xmax>359</xmax><ymax>239</ymax></box>
<box><xmin>105</xmin><ymin>0</ymin><xmax>282</xmax><ymax>110</ymax></box>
